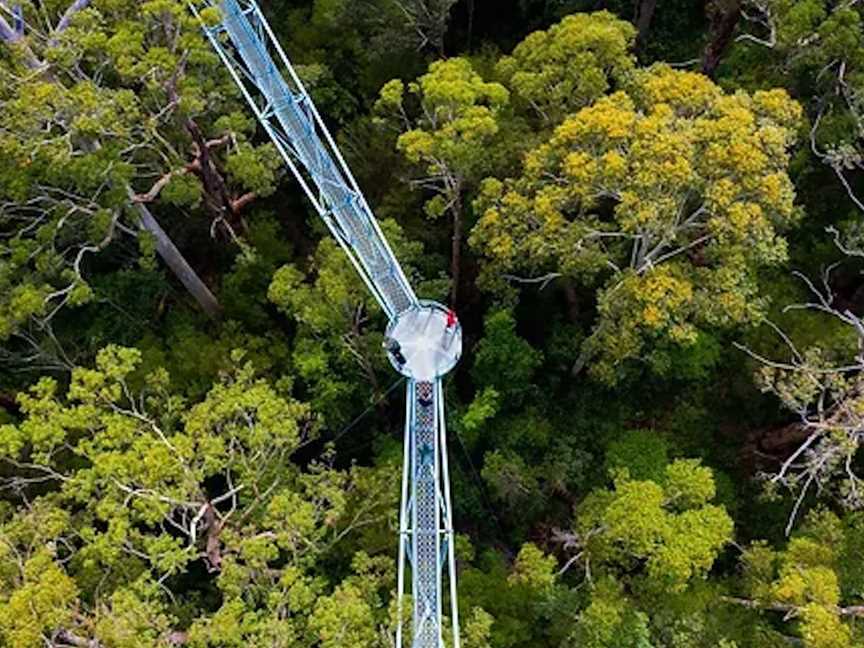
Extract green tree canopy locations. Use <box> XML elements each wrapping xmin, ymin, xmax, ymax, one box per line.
<box><xmin>471</xmin><ymin>65</ymin><xmax>803</xmax><ymax>382</ymax></box>
<box><xmin>577</xmin><ymin>458</ymin><xmax>734</xmax><ymax>593</ymax></box>
<box><xmin>496</xmin><ymin>11</ymin><xmax>636</xmax><ymax>125</ymax></box>
<box><xmin>0</xmin><ymin>346</ymin><xmax>399</xmax><ymax>646</ymax></box>
<box><xmin>375</xmin><ymin>57</ymin><xmax>510</xmax><ymax>304</ymax></box>
<box><xmin>268</xmin><ymin>218</ymin><xmax>427</xmax><ymax>424</ymax></box>
<box><xmin>0</xmin><ymin>0</ymin><xmax>282</xmax><ymax>357</ymax></box>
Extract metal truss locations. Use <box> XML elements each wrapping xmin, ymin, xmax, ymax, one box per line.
<box><xmin>398</xmin><ymin>379</ymin><xmax>460</xmax><ymax>648</ymax></box>
<box><xmin>189</xmin><ymin>2</ymin><xmax>461</xmax><ymax>646</ymax></box>
<box><xmin>189</xmin><ymin>0</ymin><xmax>416</xmax><ymax>320</ymax></box>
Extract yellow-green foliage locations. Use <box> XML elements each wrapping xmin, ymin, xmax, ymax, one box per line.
<box><xmin>462</xmin><ymin>607</ymin><xmax>495</xmax><ymax>648</ymax></box>
<box><xmin>800</xmin><ymin>604</ymin><xmax>852</xmax><ymax>648</ymax></box>
<box><xmin>375</xmin><ymin>57</ymin><xmax>509</xmax><ymax>222</ymax></box>
<box><xmin>578</xmin><ymin>459</ymin><xmax>734</xmax><ymax>593</ymax></box>
<box><xmin>497</xmin><ymin>11</ymin><xmax>636</xmax><ymax>124</ymax></box>
<box><xmin>0</xmin><ymin>549</ymin><xmax>79</xmax><ymax>648</ymax></box>
<box><xmin>570</xmin><ymin>578</ymin><xmax>651</xmax><ymax>648</ymax></box>
<box><xmin>267</xmin><ymin>219</ymin><xmax>425</xmax><ymax>424</ymax></box>
<box><xmin>91</xmin><ymin>579</ymin><xmax>176</xmax><ymax>648</ymax></box>
<box><xmin>740</xmin><ymin>510</ymin><xmax>859</xmax><ymax>648</ymax></box>
<box><xmin>0</xmin><ymin>0</ymin><xmax>281</xmax><ymax>339</ymax></box>
<box><xmin>471</xmin><ymin>64</ymin><xmax>803</xmax><ymax>382</ymax></box>
<box><xmin>508</xmin><ymin>543</ymin><xmax>557</xmax><ymax>590</ymax></box>
<box><xmin>379</xmin><ymin>58</ymin><xmax>509</xmax><ymax>177</ymax></box>
<box><xmin>0</xmin><ymin>346</ymin><xmax>400</xmax><ymax>645</ymax></box>
<box><xmin>309</xmin><ymin>552</ymin><xmax>393</xmax><ymax>648</ymax></box>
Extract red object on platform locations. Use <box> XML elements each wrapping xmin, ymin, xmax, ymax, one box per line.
<box><xmin>446</xmin><ymin>309</ymin><xmax>457</xmax><ymax>328</ymax></box>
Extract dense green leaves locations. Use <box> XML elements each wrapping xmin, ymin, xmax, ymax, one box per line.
<box><xmin>268</xmin><ymin>219</ymin><xmax>425</xmax><ymax>424</ymax></box>
<box><xmin>3</xmin><ymin>3</ymin><xmax>864</xmax><ymax>647</ymax></box>
<box><xmin>471</xmin><ymin>65</ymin><xmax>803</xmax><ymax>382</ymax></box>
<box><xmin>578</xmin><ymin>458</ymin><xmax>733</xmax><ymax>593</ymax></box>
<box><xmin>0</xmin><ymin>0</ymin><xmax>281</xmax><ymax>353</ymax></box>
<box><xmin>376</xmin><ymin>56</ymin><xmax>511</xmax><ymax>302</ymax></box>
<box><xmin>497</xmin><ymin>11</ymin><xmax>636</xmax><ymax>124</ymax></box>
<box><xmin>0</xmin><ymin>347</ymin><xmax>400</xmax><ymax>646</ymax></box>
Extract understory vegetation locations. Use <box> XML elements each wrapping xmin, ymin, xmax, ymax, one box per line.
<box><xmin>3</xmin><ymin>0</ymin><xmax>864</xmax><ymax>646</ymax></box>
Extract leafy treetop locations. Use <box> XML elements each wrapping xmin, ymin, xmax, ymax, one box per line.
<box><xmin>471</xmin><ymin>65</ymin><xmax>803</xmax><ymax>382</ymax></box>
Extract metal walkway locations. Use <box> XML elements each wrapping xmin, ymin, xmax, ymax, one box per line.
<box><xmin>189</xmin><ymin>2</ymin><xmax>461</xmax><ymax>646</ymax></box>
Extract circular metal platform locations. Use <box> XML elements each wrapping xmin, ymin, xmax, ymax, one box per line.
<box><xmin>383</xmin><ymin>301</ymin><xmax>462</xmax><ymax>381</ymax></box>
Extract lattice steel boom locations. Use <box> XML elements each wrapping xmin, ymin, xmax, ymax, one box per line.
<box><xmin>189</xmin><ymin>2</ymin><xmax>462</xmax><ymax>647</ymax></box>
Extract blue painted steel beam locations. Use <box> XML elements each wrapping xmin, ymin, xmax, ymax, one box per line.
<box><xmin>188</xmin><ymin>3</ymin><xmax>460</xmax><ymax>647</ymax></box>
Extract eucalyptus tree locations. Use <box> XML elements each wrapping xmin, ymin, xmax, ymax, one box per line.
<box><xmin>0</xmin><ymin>346</ymin><xmax>401</xmax><ymax>646</ymax></box>
<box><xmin>702</xmin><ymin>0</ymin><xmax>743</xmax><ymax>77</ymax></box>
<box><xmin>743</xmin><ymin>225</ymin><xmax>864</xmax><ymax>531</ymax></box>
<box><xmin>0</xmin><ymin>0</ymin><xmax>281</xmax><ymax>367</ymax></box>
<box><xmin>471</xmin><ymin>65</ymin><xmax>803</xmax><ymax>382</ymax></box>
<box><xmin>268</xmin><ymin>219</ymin><xmax>429</xmax><ymax>424</ymax></box>
<box><xmin>495</xmin><ymin>11</ymin><xmax>636</xmax><ymax>126</ymax></box>
<box><xmin>729</xmin><ymin>509</ymin><xmax>864</xmax><ymax>647</ymax></box>
<box><xmin>375</xmin><ymin>57</ymin><xmax>510</xmax><ymax>305</ymax></box>
<box><xmin>737</xmin><ymin>0</ymin><xmax>864</xmax><ymax>216</ymax></box>
<box><xmin>392</xmin><ymin>0</ymin><xmax>458</xmax><ymax>57</ymax></box>
<box><xmin>460</xmin><ymin>450</ymin><xmax>738</xmax><ymax>648</ymax></box>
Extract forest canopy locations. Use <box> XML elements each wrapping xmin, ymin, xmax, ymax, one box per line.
<box><xmin>2</xmin><ymin>0</ymin><xmax>864</xmax><ymax>647</ymax></box>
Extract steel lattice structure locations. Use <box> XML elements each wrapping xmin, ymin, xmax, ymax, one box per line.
<box><xmin>188</xmin><ymin>2</ymin><xmax>462</xmax><ymax>646</ymax></box>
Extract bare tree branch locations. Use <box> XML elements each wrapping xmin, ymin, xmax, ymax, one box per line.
<box><xmin>54</xmin><ymin>0</ymin><xmax>91</xmax><ymax>35</ymax></box>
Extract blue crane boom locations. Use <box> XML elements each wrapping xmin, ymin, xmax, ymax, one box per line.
<box><xmin>188</xmin><ymin>2</ymin><xmax>463</xmax><ymax>647</ymax></box>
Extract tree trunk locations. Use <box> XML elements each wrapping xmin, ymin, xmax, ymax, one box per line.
<box><xmin>571</xmin><ymin>345</ymin><xmax>591</xmax><ymax>377</ymax></box>
<box><xmin>202</xmin><ymin>503</ymin><xmax>224</xmax><ymax>572</ymax></box>
<box><xmin>450</xmin><ymin>196</ymin><xmax>463</xmax><ymax>308</ymax></box>
<box><xmin>702</xmin><ymin>0</ymin><xmax>742</xmax><ymax>77</ymax></box>
<box><xmin>2</xmin><ymin>5</ymin><xmax>223</xmax><ymax>320</ymax></box>
<box><xmin>54</xmin><ymin>0</ymin><xmax>91</xmax><ymax>36</ymax></box>
<box><xmin>134</xmin><ymin>201</ymin><xmax>223</xmax><ymax>319</ymax></box>
<box><xmin>723</xmin><ymin>596</ymin><xmax>864</xmax><ymax>619</ymax></box>
<box><xmin>0</xmin><ymin>17</ymin><xmax>46</xmax><ymax>70</ymax></box>
<box><xmin>54</xmin><ymin>630</ymin><xmax>103</xmax><ymax>647</ymax></box>
<box><xmin>183</xmin><ymin>119</ymin><xmax>248</xmax><ymax>237</ymax></box>
<box><xmin>634</xmin><ymin>0</ymin><xmax>659</xmax><ymax>51</ymax></box>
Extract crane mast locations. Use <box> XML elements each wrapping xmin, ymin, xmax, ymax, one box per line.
<box><xmin>188</xmin><ymin>2</ymin><xmax>463</xmax><ymax>647</ymax></box>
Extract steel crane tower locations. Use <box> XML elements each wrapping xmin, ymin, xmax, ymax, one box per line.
<box><xmin>188</xmin><ymin>2</ymin><xmax>463</xmax><ymax>646</ymax></box>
